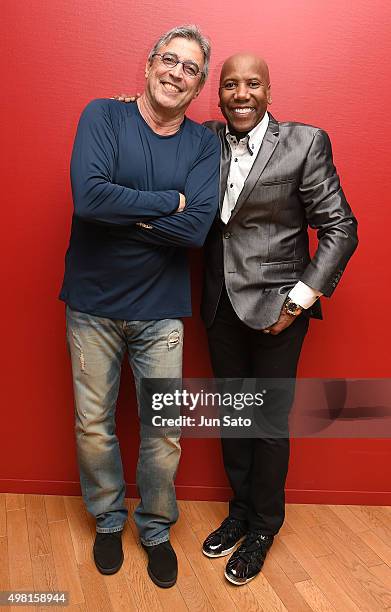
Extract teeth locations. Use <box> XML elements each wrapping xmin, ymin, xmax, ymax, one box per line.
<box><xmin>163</xmin><ymin>82</ymin><xmax>181</xmax><ymax>92</ymax></box>
<box><xmin>233</xmin><ymin>108</ymin><xmax>254</xmax><ymax>114</ymax></box>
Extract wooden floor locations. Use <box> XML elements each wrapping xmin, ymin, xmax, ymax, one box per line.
<box><xmin>1</xmin><ymin>494</ymin><xmax>391</xmax><ymax>611</ymax></box>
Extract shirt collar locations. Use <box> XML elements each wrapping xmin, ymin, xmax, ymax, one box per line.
<box><xmin>225</xmin><ymin>112</ymin><xmax>269</xmax><ymax>155</ymax></box>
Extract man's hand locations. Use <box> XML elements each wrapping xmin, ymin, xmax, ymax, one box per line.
<box><xmin>177</xmin><ymin>193</ymin><xmax>186</xmax><ymax>212</ymax></box>
<box><xmin>112</xmin><ymin>93</ymin><xmax>141</xmax><ymax>102</ymax></box>
<box><xmin>262</xmin><ymin>307</ymin><xmax>302</xmax><ymax>335</ymax></box>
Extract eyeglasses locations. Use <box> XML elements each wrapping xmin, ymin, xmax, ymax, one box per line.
<box><xmin>152</xmin><ymin>52</ymin><xmax>202</xmax><ymax>78</ymax></box>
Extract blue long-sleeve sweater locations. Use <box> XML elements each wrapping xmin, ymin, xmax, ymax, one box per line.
<box><xmin>60</xmin><ymin>99</ymin><xmax>220</xmax><ymax>320</ymax></box>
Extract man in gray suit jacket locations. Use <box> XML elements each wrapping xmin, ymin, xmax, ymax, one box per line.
<box><xmin>201</xmin><ymin>53</ymin><xmax>358</xmax><ymax>585</ymax></box>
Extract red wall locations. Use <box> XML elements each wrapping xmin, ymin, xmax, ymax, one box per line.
<box><xmin>2</xmin><ymin>0</ymin><xmax>391</xmax><ymax>504</ymax></box>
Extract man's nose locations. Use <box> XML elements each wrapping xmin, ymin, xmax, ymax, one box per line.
<box><xmin>168</xmin><ymin>63</ymin><xmax>184</xmax><ymax>79</ymax></box>
<box><xmin>234</xmin><ymin>83</ymin><xmax>250</xmax><ymax>99</ymax></box>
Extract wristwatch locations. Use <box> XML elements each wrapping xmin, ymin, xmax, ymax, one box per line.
<box><xmin>283</xmin><ymin>297</ymin><xmax>303</xmax><ymax>316</ymax></box>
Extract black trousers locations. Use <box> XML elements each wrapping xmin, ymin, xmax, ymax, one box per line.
<box><xmin>207</xmin><ymin>287</ymin><xmax>309</xmax><ymax>535</ymax></box>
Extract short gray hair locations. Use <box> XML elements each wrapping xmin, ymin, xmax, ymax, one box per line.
<box><xmin>148</xmin><ymin>25</ymin><xmax>211</xmax><ymax>83</ymax></box>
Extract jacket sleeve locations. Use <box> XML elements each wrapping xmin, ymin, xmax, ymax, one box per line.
<box><xmin>131</xmin><ymin>130</ymin><xmax>220</xmax><ymax>248</ymax></box>
<box><xmin>70</xmin><ymin>99</ymin><xmax>179</xmax><ymax>225</ymax></box>
<box><xmin>299</xmin><ymin>129</ymin><xmax>358</xmax><ymax>296</ymax></box>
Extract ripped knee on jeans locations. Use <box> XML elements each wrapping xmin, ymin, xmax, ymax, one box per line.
<box><xmin>167</xmin><ymin>329</ymin><xmax>181</xmax><ymax>350</ymax></box>
<box><xmin>70</xmin><ymin>329</ymin><xmax>86</xmax><ymax>372</ymax></box>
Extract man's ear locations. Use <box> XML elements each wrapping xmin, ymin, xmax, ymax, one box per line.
<box><xmin>267</xmin><ymin>84</ymin><xmax>272</xmax><ymax>105</ymax></box>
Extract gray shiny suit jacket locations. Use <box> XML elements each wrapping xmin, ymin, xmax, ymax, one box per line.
<box><xmin>201</xmin><ymin>114</ymin><xmax>358</xmax><ymax>329</ymax></box>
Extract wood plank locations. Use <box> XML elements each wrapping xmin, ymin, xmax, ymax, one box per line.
<box><xmin>189</xmin><ymin>500</ymin><xmax>225</xmax><ymax>543</ymax></box>
<box><xmin>278</xmin><ymin>517</ymin><xmax>295</xmax><ymax>536</ymax></box>
<box><xmin>193</xmin><ymin>500</ymin><xmax>223</xmax><ymax>526</ymax></box>
<box><xmin>319</xmin><ymin>548</ymin><xmax>391</xmax><ymax>611</ymax></box>
<box><xmin>45</xmin><ymin>495</ymin><xmax>67</xmax><ymax>522</ymax></box>
<box><xmin>180</xmin><ymin>500</ymin><xmax>210</xmax><ymax>534</ymax></box>
<box><xmin>48</xmin><ymin>519</ymin><xmax>84</xmax><ymax>605</ymax></box>
<box><xmin>180</xmin><ymin>503</ymin><xmax>242</xmax><ymax>612</ymax></box>
<box><xmin>78</xmin><ymin>561</ymin><xmax>113</xmax><ymax>612</ymax></box>
<box><xmin>348</xmin><ymin>505</ymin><xmax>391</xmax><ymax>539</ymax></box>
<box><xmin>372</xmin><ymin>522</ymin><xmax>391</xmax><ymax>559</ymax></box>
<box><xmin>0</xmin><ymin>536</ymin><xmax>10</xmax><ymax>591</ymax></box>
<box><xmin>64</xmin><ymin>496</ymin><xmax>94</xmax><ymax>564</ymax></box>
<box><xmin>248</xmin><ymin>571</ymin><xmax>288</xmax><ymax>612</ymax></box>
<box><xmin>143</xmin><ymin>565</ymin><xmax>189</xmax><ymax>612</ymax></box>
<box><xmin>6</xmin><ymin>494</ymin><xmax>25</xmax><ymax>511</ymax></box>
<box><xmin>312</xmin><ymin>521</ymin><xmax>383</xmax><ymax>568</ymax></box>
<box><xmin>0</xmin><ymin>494</ymin><xmax>6</xmax><ymax>537</ymax></box>
<box><xmin>269</xmin><ymin>537</ymin><xmax>310</xmax><ymax>583</ymax></box>
<box><xmin>101</xmin><ymin>565</ymin><xmax>139</xmax><ymax>612</ymax></box>
<box><xmin>282</xmin><ymin>533</ymin><xmax>361</xmax><ymax>612</ymax></box>
<box><xmin>292</xmin><ymin>504</ymin><xmax>338</xmax><ymax>527</ymax></box>
<box><xmin>285</xmin><ymin>505</ymin><xmax>333</xmax><ymax>557</ymax></box>
<box><xmin>7</xmin><ymin>508</ymin><xmax>33</xmax><ymax>590</ymax></box>
<box><xmin>360</xmin><ymin>528</ymin><xmax>391</xmax><ymax>567</ymax></box>
<box><xmin>25</xmin><ymin>495</ymin><xmax>51</xmax><ymax>557</ymax></box>
<box><xmin>328</xmin><ymin>504</ymin><xmax>369</xmax><ymax>534</ymax></box>
<box><xmin>318</xmin><ymin>520</ymin><xmax>391</xmax><ymax>608</ymax></box>
<box><xmin>295</xmin><ymin>579</ymin><xmax>336</xmax><ymax>612</ymax></box>
<box><xmin>31</xmin><ymin>553</ymin><xmax>58</xmax><ymax>590</ymax></box>
<box><xmin>222</xmin><ymin>581</ymin><xmax>264</xmax><ymax>612</ymax></box>
<box><xmin>174</xmin><ymin>509</ymin><xmax>237</xmax><ymax>612</ymax></box>
<box><xmin>169</xmin><ymin>530</ymin><xmax>215</xmax><ymax>612</ymax></box>
<box><xmin>209</xmin><ymin>501</ymin><xmax>229</xmax><ymax>526</ymax></box>
<box><xmin>371</xmin><ymin>506</ymin><xmax>391</xmax><ymax>526</ymax></box>
<box><xmin>261</xmin><ymin>555</ymin><xmax>313</xmax><ymax>612</ymax></box>
<box><xmin>368</xmin><ymin>563</ymin><xmax>391</xmax><ymax>595</ymax></box>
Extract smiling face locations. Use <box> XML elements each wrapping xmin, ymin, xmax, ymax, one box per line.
<box><xmin>219</xmin><ymin>54</ymin><xmax>272</xmax><ymax>133</ymax></box>
<box><xmin>144</xmin><ymin>37</ymin><xmax>205</xmax><ymax>115</ymax></box>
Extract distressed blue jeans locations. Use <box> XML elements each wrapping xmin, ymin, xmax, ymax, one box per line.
<box><xmin>66</xmin><ymin>307</ymin><xmax>183</xmax><ymax>545</ymax></box>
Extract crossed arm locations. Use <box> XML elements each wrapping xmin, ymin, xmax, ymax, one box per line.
<box><xmin>70</xmin><ymin>99</ymin><xmax>220</xmax><ymax>247</ymax></box>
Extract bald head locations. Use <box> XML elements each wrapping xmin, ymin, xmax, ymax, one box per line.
<box><xmin>219</xmin><ymin>53</ymin><xmax>272</xmax><ymax>135</ymax></box>
<box><xmin>220</xmin><ymin>53</ymin><xmax>270</xmax><ymax>87</ymax></box>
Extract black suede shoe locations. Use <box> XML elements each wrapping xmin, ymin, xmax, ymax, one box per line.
<box><xmin>142</xmin><ymin>541</ymin><xmax>177</xmax><ymax>588</ymax></box>
<box><xmin>202</xmin><ymin>517</ymin><xmax>247</xmax><ymax>558</ymax></box>
<box><xmin>224</xmin><ymin>532</ymin><xmax>274</xmax><ymax>585</ymax></box>
<box><xmin>93</xmin><ymin>531</ymin><xmax>124</xmax><ymax>575</ymax></box>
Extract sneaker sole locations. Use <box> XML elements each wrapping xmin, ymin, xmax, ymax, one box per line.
<box><xmin>202</xmin><ymin>536</ymin><xmax>245</xmax><ymax>558</ymax></box>
<box><xmin>224</xmin><ymin>570</ymin><xmax>257</xmax><ymax>586</ymax></box>
<box><xmin>202</xmin><ymin>544</ymin><xmax>237</xmax><ymax>558</ymax></box>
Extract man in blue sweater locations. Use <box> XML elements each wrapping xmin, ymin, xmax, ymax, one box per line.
<box><xmin>60</xmin><ymin>25</ymin><xmax>220</xmax><ymax>586</ymax></box>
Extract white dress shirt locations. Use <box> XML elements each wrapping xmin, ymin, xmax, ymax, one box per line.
<box><xmin>221</xmin><ymin>113</ymin><xmax>322</xmax><ymax>309</ymax></box>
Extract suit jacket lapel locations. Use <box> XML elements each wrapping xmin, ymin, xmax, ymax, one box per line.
<box><xmin>229</xmin><ymin>115</ymin><xmax>280</xmax><ymax>222</ymax></box>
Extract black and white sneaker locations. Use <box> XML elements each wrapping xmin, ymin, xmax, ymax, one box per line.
<box><xmin>224</xmin><ymin>532</ymin><xmax>274</xmax><ymax>585</ymax></box>
<box><xmin>202</xmin><ymin>517</ymin><xmax>247</xmax><ymax>558</ymax></box>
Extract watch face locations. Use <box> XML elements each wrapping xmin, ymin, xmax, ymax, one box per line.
<box><xmin>286</xmin><ymin>300</ymin><xmax>299</xmax><ymax>315</ymax></box>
